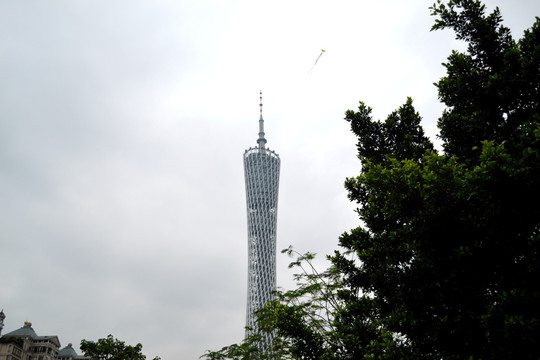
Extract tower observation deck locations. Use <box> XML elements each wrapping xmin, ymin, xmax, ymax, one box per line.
<box><xmin>243</xmin><ymin>91</ymin><xmax>280</xmax><ymax>345</ymax></box>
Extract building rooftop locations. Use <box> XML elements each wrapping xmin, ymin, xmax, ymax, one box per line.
<box><xmin>2</xmin><ymin>321</ymin><xmax>38</xmax><ymax>339</ymax></box>
<box><xmin>59</xmin><ymin>343</ymin><xmax>79</xmax><ymax>357</ymax></box>
<box><xmin>2</xmin><ymin>321</ymin><xmax>61</xmax><ymax>347</ymax></box>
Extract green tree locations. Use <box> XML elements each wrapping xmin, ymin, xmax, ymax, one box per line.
<box><xmin>433</xmin><ymin>0</ymin><xmax>540</xmax><ymax>162</ymax></box>
<box><xmin>337</xmin><ymin>1</ymin><xmax>540</xmax><ymax>358</ymax></box>
<box><xmin>203</xmin><ymin>248</ymin><xmax>347</xmax><ymax>360</ymax></box>
<box><xmin>203</xmin><ymin>0</ymin><xmax>540</xmax><ymax>359</ymax></box>
<box><xmin>80</xmin><ymin>335</ymin><xmax>161</xmax><ymax>360</ymax></box>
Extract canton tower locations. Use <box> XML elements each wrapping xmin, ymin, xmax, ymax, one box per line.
<box><xmin>244</xmin><ymin>91</ymin><xmax>280</xmax><ymax>342</ymax></box>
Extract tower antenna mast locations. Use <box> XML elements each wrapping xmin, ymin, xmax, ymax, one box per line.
<box><xmin>257</xmin><ymin>91</ymin><xmax>267</xmax><ymax>149</ymax></box>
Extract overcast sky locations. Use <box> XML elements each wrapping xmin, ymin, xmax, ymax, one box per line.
<box><xmin>1</xmin><ymin>1</ymin><xmax>538</xmax><ymax>359</ymax></box>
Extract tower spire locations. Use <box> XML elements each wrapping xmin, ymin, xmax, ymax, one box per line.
<box><xmin>257</xmin><ymin>90</ymin><xmax>267</xmax><ymax>149</ymax></box>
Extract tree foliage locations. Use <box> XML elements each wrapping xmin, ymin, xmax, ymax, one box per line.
<box><xmin>0</xmin><ymin>337</ymin><xmax>24</xmax><ymax>347</ymax></box>
<box><xmin>432</xmin><ymin>0</ymin><xmax>540</xmax><ymax>162</ymax></box>
<box><xmin>203</xmin><ymin>1</ymin><xmax>540</xmax><ymax>359</ymax></box>
<box><xmin>80</xmin><ymin>335</ymin><xmax>160</xmax><ymax>360</ymax></box>
<box><xmin>203</xmin><ymin>248</ymin><xmax>348</xmax><ymax>360</ymax></box>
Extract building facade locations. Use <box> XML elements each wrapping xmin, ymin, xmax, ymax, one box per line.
<box><xmin>0</xmin><ymin>318</ymin><xmax>90</xmax><ymax>360</ymax></box>
<box><xmin>243</xmin><ymin>92</ymin><xmax>280</xmax><ymax>345</ymax></box>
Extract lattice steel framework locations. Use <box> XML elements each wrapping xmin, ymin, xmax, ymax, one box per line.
<box><xmin>244</xmin><ymin>92</ymin><xmax>280</xmax><ymax>345</ymax></box>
